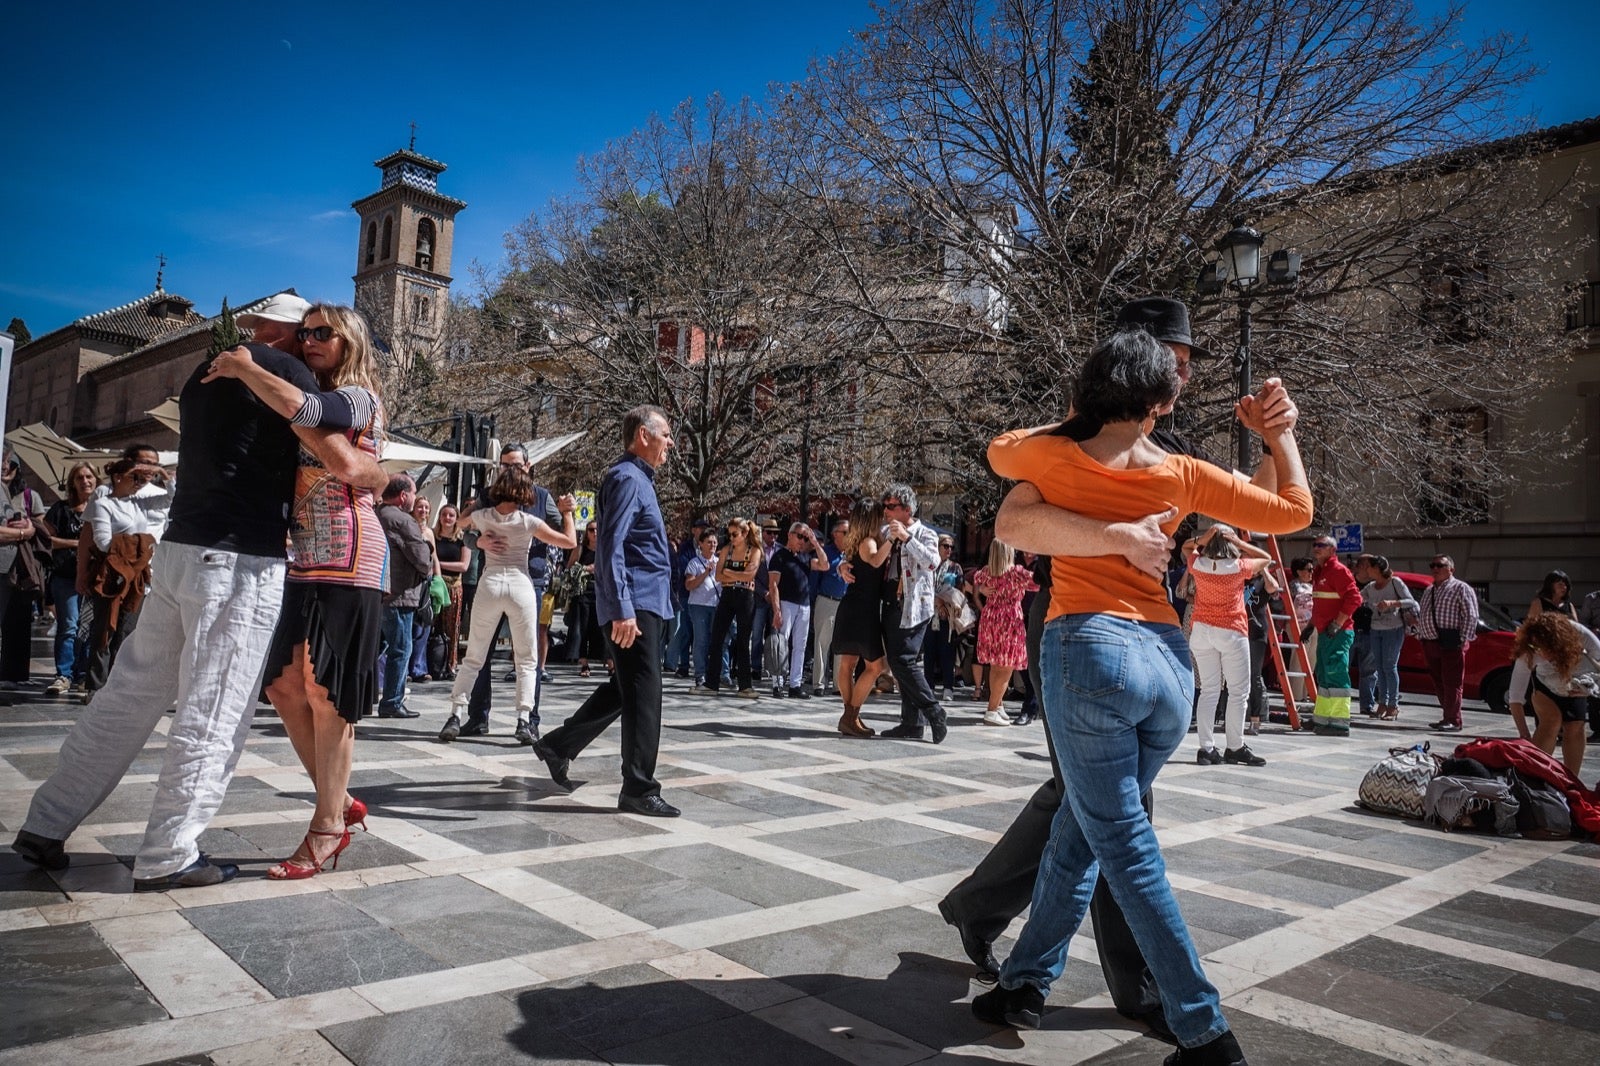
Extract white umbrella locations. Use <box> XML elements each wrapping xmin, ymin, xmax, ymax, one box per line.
<box><xmin>147</xmin><ymin>398</ymin><xmax>181</xmax><ymax>435</ymax></box>
<box><xmin>5</xmin><ymin>423</ymin><xmax>90</xmax><ymax>499</ymax></box>
<box><xmin>379</xmin><ymin>439</ymin><xmax>496</xmax><ymax>472</ymax></box>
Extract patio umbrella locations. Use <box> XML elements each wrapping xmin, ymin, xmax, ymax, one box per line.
<box><xmin>5</xmin><ymin>423</ymin><xmax>91</xmax><ymax>500</ymax></box>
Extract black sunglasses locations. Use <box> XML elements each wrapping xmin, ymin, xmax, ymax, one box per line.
<box><xmin>1429</xmin><ymin>562</ymin><xmax>1450</xmax><ymax>569</ymax></box>
<box><xmin>295</xmin><ymin>325</ymin><xmax>336</xmax><ymax>342</ymax></box>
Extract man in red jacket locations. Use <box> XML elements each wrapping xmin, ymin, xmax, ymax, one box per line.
<box><xmin>1309</xmin><ymin>536</ymin><xmax>1362</xmax><ymax>736</ymax></box>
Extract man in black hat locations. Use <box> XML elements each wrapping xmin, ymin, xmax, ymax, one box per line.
<box><xmin>939</xmin><ymin>295</ymin><xmax>1298</xmax><ymax>1041</ymax></box>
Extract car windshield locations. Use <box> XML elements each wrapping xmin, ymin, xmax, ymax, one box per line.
<box><xmin>1479</xmin><ymin>599</ymin><xmax>1517</xmax><ymax>632</ymax></box>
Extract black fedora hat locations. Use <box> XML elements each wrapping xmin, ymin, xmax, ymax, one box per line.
<box><xmin>1115</xmin><ymin>296</ymin><xmax>1212</xmax><ymax>361</ymax></box>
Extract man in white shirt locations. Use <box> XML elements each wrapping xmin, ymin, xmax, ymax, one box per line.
<box><xmin>877</xmin><ymin>483</ymin><xmax>948</xmax><ymax>743</ymax></box>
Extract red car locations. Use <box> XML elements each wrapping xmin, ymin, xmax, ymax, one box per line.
<box><xmin>1351</xmin><ymin>571</ymin><xmax>1519</xmax><ymax>713</ymax></box>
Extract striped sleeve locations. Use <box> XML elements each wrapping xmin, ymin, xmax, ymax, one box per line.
<box><xmin>291</xmin><ymin>386</ymin><xmax>377</xmax><ymax>431</ymax></box>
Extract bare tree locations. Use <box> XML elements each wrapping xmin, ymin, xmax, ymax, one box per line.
<box><xmin>778</xmin><ymin>0</ymin><xmax>1575</xmax><ymax>526</ymax></box>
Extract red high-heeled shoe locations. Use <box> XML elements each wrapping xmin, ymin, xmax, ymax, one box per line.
<box><xmin>268</xmin><ymin>827</ymin><xmax>352</xmax><ymax>881</ymax></box>
<box><xmin>344</xmin><ymin>795</ymin><xmax>368</xmax><ymax>831</ymax></box>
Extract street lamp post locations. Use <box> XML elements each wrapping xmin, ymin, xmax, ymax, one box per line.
<box><xmin>1198</xmin><ymin>220</ymin><xmax>1300</xmax><ymax>472</ymax></box>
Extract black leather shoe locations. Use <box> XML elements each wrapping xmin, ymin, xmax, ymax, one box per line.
<box><xmin>929</xmin><ymin>710</ymin><xmax>949</xmax><ymax>744</ymax></box>
<box><xmin>531</xmin><ymin>738</ymin><xmax>574</xmax><ymax>792</ymax></box>
<box><xmin>971</xmin><ymin>983</ymin><xmax>1044</xmax><ymax>1029</ymax></box>
<box><xmin>881</xmin><ymin>724</ymin><xmax>924</xmax><ymax>740</ymax></box>
<box><xmin>12</xmin><ymin>830</ymin><xmax>68</xmax><ymax>870</ymax></box>
<box><xmin>1196</xmin><ymin>748</ymin><xmax>1223</xmax><ymax>765</ymax></box>
<box><xmin>459</xmin><ymin>720</ymin><xmax>490</xmax><ymax>737</ymax></box>
<box><xmin>1164</xmin><ymin>1029</ymin><xmax>1248</xmax><ymax>1065</ymax></box>
<box><xmin>377</xmin><ymin>705</ymin><xmax>419</xmax><ymax>719</ymax></box>
<box><xmin>937</xmin><ymin>899</ymin><xmax>998</xmax><ymax>981</ymax></box>
<box><xmin>1223</xmin><ymin>745</ymin><xmax>1266</xmax><ymax>766</ymax></box>
<box><xmin>438</xmin><ymin>714</ymin><xmax>462</xmax><ymax>742</ymax></box>
<box><xmin>788</xmin><ymin>686</ymin><xmax>811</xmax><ymax>700</ymax></box>
<box><xmin>514</xmin><ymin>719</ymin><xmax>536</xmax><ymax>745</ymax></box>
<box><xmin>133</xmin><ymin>855</ymin><xmax>239</xmax><ymax>892</ymax></box>
<box><xmin>618</xmin><ymin>793</ymin><xmax>680</xmax><ymax>817</ymax></box>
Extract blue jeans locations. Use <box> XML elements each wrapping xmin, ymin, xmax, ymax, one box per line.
<box><xmin>1000</xmin><ymin>614</ymin><xmax>1228</xmax><ymax>1049</ymax></box>
<box><xmin>665</xmin><ymin>606</ymin><xmax>693</xmax><ymax>672</ymax></box>
<box><xmin>685</xmin><ymin>603</ymin><xmax>716</xmax><ymax>683</ymax></box>
<box><xmin>1362</xmin><ymin>627</ymin><xmax>1405</xmax><ymax>708</ymax></box>
<box><xmin>49</xmin><ymin>574</ymin><xmax>82</xmax><ymax>680</ymax></box>
<box><xmin>379</xmin><ymin>606</ymin><xmax>416</xmax><ymax>710</ymax></box>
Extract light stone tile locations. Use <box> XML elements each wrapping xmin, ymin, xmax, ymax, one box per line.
<box><xmin>656</xmin><ymin>882</ymin><xmax>927</xmax><ymax>951</ymax></box>
<box><xmin>210</xmin><ymin>1029</ymin><xmax>354</xmax><ymax>1066</ymax></box>
<box><xmin>512</xmin><ymin>931</ymin><xmax>685</xmax><ymax>981</ymax></box>
<box><xmin>40</xmin><ymin>891</ymin><xmax>179</xmax><ymax>925</ymax></box>
<box><xmin>353</xmin><ymin>957</ymin><xmax>545</xmax><ymax>1014</ymax></box>
<box><xmin>362</xmin><ymin>817</ymin><xmax>481</xmax><ymax>860</ymax></box>
<box><xmin>94</xmin><ymin>908</ymin><xmax>272</xmax><ymax>1016</ymax></box>
<box><xmin>0</xmin><ymin>906</ymin><xmax>48</xmax><ymax>931</ymax></box>
<box><xmin>752</xmin><ymin>994</ymin><xmax>934</xmax><ymax>1066</ymax></box>
<box><xmin>1205</xmin><ymin>925</ymin><xmax>1347</xmax><ymax>979</ymax></box>
<box><xmin>526</xmin><ymin>890</ymin><xmax>655</xmax><ymax>939</ymax></box>
<box><xmin>1228</xmin><ymin>986</ymin><xmax>1510</xmax><ymax>1066</ymax></box>
<box><xmin>649</xmin><ymin>949</ymin><xmax>807</xmax><ymax>1012</ymax></box>
<box><xmin>464</xmin><ymin>865</ymin><xmax>578</xmax><ymax>907</ymax></box>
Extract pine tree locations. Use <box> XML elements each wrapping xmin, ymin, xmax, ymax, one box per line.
<box><xmin>5</xmin><ymin>317</ymin><xmax>29</xmax><ymax>345</ymax></box>
<box><xmin>208</xmin><ymin>298</ymin><xmax>242</xmax><ymax>356</ymax></box>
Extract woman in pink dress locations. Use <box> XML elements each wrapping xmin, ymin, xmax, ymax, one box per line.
<box><xmin>973</xmin><ymin>538</ymin><xmax>1037</xmax><ymax>726</ymax></box>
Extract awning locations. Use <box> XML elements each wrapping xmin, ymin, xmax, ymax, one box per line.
<box><xmin>4</xmin><ymin>423</ymin><xmax>176</xmax><ymax>501</ymax></box>
<box><xmin>379</xmin><ymin>440</ymin><xmax>496</xmax><ymax>472</ymax></box>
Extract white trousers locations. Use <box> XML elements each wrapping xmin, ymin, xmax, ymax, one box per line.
<box><xmin>451</xmin><ymin>565</ymin><xmax>539</xmax><ymax>716</ymax></box>
<box><xmin>811</xmin><ymin>595</ymin><xmax>841</xmax><ymax>689</ymax></box>
<box><xmin>778</xmin><ymin>599</ymin><xmax>811</xmax><ymax>688</ymax></box>
<box><xmin>1191</xmin><ymin>620</ymin><xmax>1251</xmax><ymax>753</ymax></box>
<box><xmin>24</xmin><ymin>542</ymin><xmax>286</xmax><ymax>878</ymax></box>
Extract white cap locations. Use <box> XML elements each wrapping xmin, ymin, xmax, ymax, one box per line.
<box><xmin>236</xmin><ymin>292</ymin><xmax>311</xmax><ymax>326</ymax></box>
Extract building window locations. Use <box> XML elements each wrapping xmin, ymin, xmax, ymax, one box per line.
<box><xmin>365</xmin><ymin>222</ymin><xmax>377</xmax><ymax>266</ymax></box>
<box><xmin>1415</xmin><ymin>406</ymin><xmax>1492</xmax><ymax>526</ymax></box>
<box><xmin>381</xmin><ymin>216</ymin><xmax>393</xmax><ymax>260</ymax></box>
<box><xmin>411</xmin><ymin>293</ymin><xmax>432</xmax><ymax>325</ymax></box>
<box><xmin>415</xmin><ymin>218</ymin><xmax>436</xmax><ymax>271</ymax></box>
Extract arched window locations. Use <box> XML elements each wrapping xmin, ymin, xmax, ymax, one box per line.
<box><xmin>381</xmin><ymin>216</ymin><xmax>393</xmax><ymax>260</ymax></box>
<box><xmin>365</xmin><ymin>221</ymin><xmax>377</xmax><ymax>266</ymax></box>
<box><xmin>415</xmin><ymin>218</ymin><xmax>436</xmax><ymax>271</ymax></box>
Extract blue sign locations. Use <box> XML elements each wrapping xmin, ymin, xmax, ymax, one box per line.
<box><xmin>1330</xmin><ymin>524</ymin><xmax>1363</xmax><ymax>553</ymax></box>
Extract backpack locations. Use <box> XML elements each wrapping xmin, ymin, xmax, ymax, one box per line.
<box><xmin>1358</xmin><ymin>743</ymin><xmax>1441</xmax><ymax>819</ymax></box>
<box><xmin>1509</xmin><ymin>769</ymin><xmax>1573</xmax><ymax>840</ymax></box>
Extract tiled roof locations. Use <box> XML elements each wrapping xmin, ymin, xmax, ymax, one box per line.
<box><xmin>92</xmin><ymin>289</ymin><xmax>302</xmax><ymax>370</ymax></box>
<box><xmin>74</xmin><ymin>290</ymin><xmax>206</xmax><ymax>345</ymax></box>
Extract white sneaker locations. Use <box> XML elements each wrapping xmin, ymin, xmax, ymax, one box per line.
<box><xmin>941</xmin><ymin>687</ymin><xmax>953</xmax><ymax>701</ymax></box>
<box><xmin>46</xmin><ymin>675</ymin><xmax>70</xmax><ymax>696</ymax></box>
<box><xmin>982</xmin><ymin>710</ymin><xmax>1012</xmax><ymax>727</ymax></box>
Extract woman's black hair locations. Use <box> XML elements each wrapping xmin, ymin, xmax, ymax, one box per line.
<box><xmin>1290</xmin><ymin>556</ymin><xmax>1314</xmax><ymax>574</ymax></box>
<box><xmin>488</xmin><ymin>465</ymin><xmax>535</xmax><ymax>507</ymax></box>
<box><xmin>1066</xmin><ymin>330</ymin><xmax>1182</xmax><ymax>429</ymax></box>
<box><xmin>1538</xmin><ymin>569</ymin><xmax>1571</xmax><ymax>601</ymax></box>
<box><xmin>106</xmin><ymin>458</ymin><xmax>138</xmax><ymax>478</ymax></box>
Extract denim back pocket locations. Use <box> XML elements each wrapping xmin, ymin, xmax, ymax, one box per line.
<box><xmin>1061</xmin><ymin>634</ymin><xmax>1130</xmax><ymax>700</ymax></box>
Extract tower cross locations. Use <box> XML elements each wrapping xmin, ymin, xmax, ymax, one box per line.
<box><xmin>409</xmin><ymin>121</ymin><xmax>417</xmax><ymax>150</ymax></box>
<box><xmin>155</xmin><ymin>253</ymin><xmax>167</xmax><ymax>292</ymax></box>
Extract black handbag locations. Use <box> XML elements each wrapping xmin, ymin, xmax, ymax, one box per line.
<box><xmin>1430</xmin><ymin>589</ymin><xmax>1463</xmax><ymax>649</ymax></box>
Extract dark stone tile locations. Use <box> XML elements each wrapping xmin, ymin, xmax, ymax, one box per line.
<box><xmin>682</xmin><ymin>781</ymin><xmax>843</xmax><ymax>819</ymax></box>
<box><xmin>1220</xmin><ymin>867</ymin><xmax>1377</xmax><ymax>909</ymax></box>
<box><xmin>758</xmin><ymin>818</ymin><xmax>950</xmax><ymax>859</ymax></box>
<box><xmin>1400</xmin><ymin>891</ymin><xmax>1593</xmax><ymax>957</ymax></box>
<box><xmin>1269</xmin><ymin>857</ymin><xmax>1406</xmax><ymax>893</ymax></box>
<box><xmin>1327</xmin><ymin>831</ymin><xmax>1489</xmax><ymax>870</ymax></box>
<box><xmin>1151</xmin><ymin>790</ymin><xmax>1262</xmax><ymax>821</ymax></box>
<box><xmin>631</xmin><ymin>844</ymin><xmax>849</xmax><ymax>907</ymax></box>
<box><xmin>0</xmin><ymin>921</ymin><xmax>121</xmax><ymax>981</ymax></box>
<box><xmin>1080</xmin><ymin>1009</ymin><xmax>1395</xmax><ymax>1065</ymax></box>
<box><xmin>609</xmin><ymin>1009</ymin><xmax>852</xmax><ymax>1065</ymax></box>
<box><xmin>1480</xmin><ymin>971</ymin><xmax>1600</xmax><ymax>1033</ymax></box>
<box><xmin>325</xmin><ymin>990</ymin><xmax>603</xmax><ymax>1065</ymax></box>
<box><xmin>1173</xmin><ymin>890</ymin><xmax>1298</xmax><ymax>940</ymax></box>
<box><xmin>1260</xmin><ymin>957</ymin><xmax>1471</xmax><ymax>1034</ymax></box>
<box><xmin>0</xmin><ymin>961</ymin><xmax>167</xmax><ymax>1049</ymax></box>
<box><xmin>659</xmin><ymin>789</ymin><xmax>783</xmax><ymax>827</ymax></box>
<box><xmin>933</xmin><ymin>799</ymin><xmax>1034</xmax><ymax>832</ymax></box>
<box><xmin>137</xmin><ymin>1057</ymin><xmax>215</xmax><ymax>1066</ymax></box>
<box><xmin>1426</xmin><ymin>999</ymin><xmax>1600</xmax><ymax>1066</ymax></box>
<box><xmin>434</xmin><ymin>821</ymin><xmax>582</xmax><ymax>855</ymax></box>
<box><xmin>1325</xmin><ymin>935</ymin><xmax>1516</xmax><ymax>999</ymax></box>
<box><xmin>1497</xmin><ymin>858</ymin><xmax>1600</xmax><ymax>905</ymax></box>
<box><xmin>824</xmin><ymin>832</ymin><xmax>996</xmax><ymax>882</ymax></box>
<box><xmin>511</xmin><ymin>962</ymin><xmax>740</xmax><ymax>1052</ymax></box>
<box><xmin>509</xmin><ymin>809</ymin><xmax>671</xmax><ymax>844</ymax></box>
<box><xmin>1160</xmin><ymin>838</ymin><xmax>1295</xmax><ymax>883</ymax></box>
<box><xmin>923</xmin><ymin>758</ymin><xmax>1048</xmax><ymax>789</ymax></box>
<box><xmin>184</xmin><ymin>894</ymin><xmax>441</xmax><ymax>998</ymax></box>
<box><xmin>671</xmin><ymin>743</ymin><xmax>829</xmax><ymax>773</ymax></box>
<box><xmin>0</xmin><ymin>866</ymin><xmax>68</xmax><ymax>909</ymax></box>
<box><xmin>336</xmin><ymin>875</ymin><xmax>589</xmax><ymax>966</ymax></box>
<box><xmin>1196</xmin><ymin>769</ymin><xmax>1341</xmax><ymax>799</ymax></box>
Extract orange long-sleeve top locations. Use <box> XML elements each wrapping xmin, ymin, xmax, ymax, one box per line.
<box><xmin>988</xmin><ymin>429</ymin><xmax>1315</xmax><ymax>626</ymax></box>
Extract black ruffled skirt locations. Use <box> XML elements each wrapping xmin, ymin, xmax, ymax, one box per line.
<box><xmin>264</xmin><ymin>581</ymin><xmax>382</xmax><ymax>723</ymax></box>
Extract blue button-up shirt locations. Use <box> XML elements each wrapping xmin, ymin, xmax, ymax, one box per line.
<box><xmin>816</xmin><ymin>542</ymin><xmax>848</xmax><ymax>599</ymax></box>
<box><xmin>595</xmin><ymin>453</ymin><xmax>673</xmax><ymax>625</ymax></box>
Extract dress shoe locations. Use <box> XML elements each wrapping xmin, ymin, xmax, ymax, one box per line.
<box><xmin>937</xmin><ymin>899</ymin><xmax>998</xmax><ymax>981</ymax></box>
<box><xmin>1163</xmin><ymin>1029</ymin><xmax>1248</xmax><ymax>1065</ymax></box>
<box><xmin>929</xmin><ymin>710</ymin><xmax>949</xmax><ymax>744</ymax></box>
<box><xmin>1223</xmin><ymin>745</ymin><xmax>1266</xmax><ymax>767</ymax></box>
<box><xmin>971</xmin><ymin>983</ymin><xmax>1044</xmax><ymax>1029</ymax></box>
<box><xmin>1197</xmin><ymin>747</ymin><xmax>1223</xmax><ymax>765</ymax></box>
<box><xmin>12</xmin><ymin>829</ymin><xmax>68</xmax><ymax>870</ymax></box>
<box><xmin>618</xmin><ymin>793</ymin><xmax>680</xmax><ymax>817</ymax></box>
<box><xmin>133</xmin><ymin>855</ymin><xmax>239</xmax><ymax>892</ymax></box>
<box><xmin>459</xmin><ymin>720</ymin><xmax>490</xmax><ymax>737</ymax></box>
<box><xmin>513</xmin><ymin>719</ymin><xmax>536</xmax><ymax>745</ymax></box>
<box><xmin>788</xmin><ymin>686</ymin><xmax>811</xmax><ymax>700</ymax></box>
<box><xmin>438</xmin><ymin>714</ymin><xmax>462</xmax><ymax>742</ymax></box>
<box><xmin>881</xmin><ymin>723</ymin><xmax>924</xmax><ymax>740</ymax></box>
<box><xmin>531</xmin><ymin>738</ymin><xmax>574</xmax><ymax>792</ymax></box>
<box><xmin>377</xmin><ymin>704</ymin><xmax>419</xmax><ymax>719</ymax></box>
<box><xmin>1013</xmin><ymin>709</ymin><xmax>1036</xmax><ymax>726</ymax></box>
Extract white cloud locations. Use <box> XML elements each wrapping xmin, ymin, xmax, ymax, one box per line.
<box><xmin>310</xmin><ymin>209</ymin><xmax>353</xmax><ymax>223</ymax></box>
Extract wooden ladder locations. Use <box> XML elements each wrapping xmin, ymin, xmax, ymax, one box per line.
<box><xmin>1257</xmin><ymin>533</ymin><xmax>1317</xmax><ymax>730</ymax></box>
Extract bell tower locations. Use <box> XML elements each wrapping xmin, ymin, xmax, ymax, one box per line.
<box><xmin>351</xmin><ymin>141</ymin><xmax>466</xmax><ymax>363</ymax></box>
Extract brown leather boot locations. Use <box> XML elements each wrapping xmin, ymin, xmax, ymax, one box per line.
<box><xmin>838</xmin><ymin>706</ymin><xmax>873</xmax><ymax>738</ymax></box>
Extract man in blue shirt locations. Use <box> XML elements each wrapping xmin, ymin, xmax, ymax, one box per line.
<box><xmin>534</xmin><ymin>405</ymin><xmax>679</xmax><ymax>817</ymax></box>
<box><xmin>811</xmin><ymin>517</ymin><xmax>849</xmax><ymax>695</ymax></box>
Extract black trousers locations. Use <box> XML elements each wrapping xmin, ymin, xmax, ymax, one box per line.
<box><xmin>881</xmin><ymin>601</ymin><xmax>942</xmax><ymax>728</ymax></box>
<box><xmin>540</xmin><ymin>610</ymin><xmax>664</xmax><ymax>799</ymax></box>
<box><xmin>924</xmin><ymin>618</ymin><xmax>957</xmax><ymax>690</ymax></box>
<box><xmin>85</xmin><ymin>593</ymin><xmax>141</xmax><ymax>693</ymax></box>
<box><xmin>941</xmin><ymin>589</ymin><xmax>1163</xmax><ymax>1021</ymax></box>
<box><xmin>707</xmin><ymin>587</ymin><xmax>755</xmax><ymax>691</ymax></box>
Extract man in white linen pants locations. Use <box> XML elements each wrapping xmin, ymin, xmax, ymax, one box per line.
<box><xmin>11</xmin><ymin>294</ymin><xmax>388</xmax><ymax>889</ymax></box>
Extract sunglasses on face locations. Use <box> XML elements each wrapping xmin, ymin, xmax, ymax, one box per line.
<box><xmin>296</xmin><ymin>325</ymin><xmax>336</xmax><ymax>342</ymax></box>
<box><xmin>1429</xmin><ymin>563</ymin><xmax>1449</xmax><ymax>569</ymax></box>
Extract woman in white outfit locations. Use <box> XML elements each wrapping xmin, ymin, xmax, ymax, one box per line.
<box><xmin>1508</xmin><ymin>612</ymin><xmax>1600</xmax><ymax>777</ymax></box>
<box><xmin>82</xmin><ymin>457</ymin><xmax>173</xmax><ymax>695</ymax></box>
<box><xmin>444</xmin><ymin>466</ymin><xmax>574</xmax><ymax>745</ymax></box>
<box><xmin>1184</xmin><ymin>524</ymin><xmax>1272</xmax><ymax>767</ymax></box>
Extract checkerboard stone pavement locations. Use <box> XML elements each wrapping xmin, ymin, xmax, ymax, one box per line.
<box><xmin>0</xmin><ymin>663</ymin><xmax>1596</xmax><ymax>1066</ymax></box>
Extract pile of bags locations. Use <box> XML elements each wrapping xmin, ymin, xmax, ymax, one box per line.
<box><xmin>1357</xmin><ymin>738</ymin><xmax>1600</xmax><ymax>841</ymax></box>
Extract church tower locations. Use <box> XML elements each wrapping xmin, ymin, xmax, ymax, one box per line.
<box><xmin>351</xmin><ymin>141</ymin><xmax>466</xmax><ymax>363</ymax></box>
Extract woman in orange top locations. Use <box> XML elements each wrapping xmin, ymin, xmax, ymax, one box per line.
<box><xmin>974</xmin><ymin>330</ymin><xmax>1312</xmax><ymax>1065</ymax></box>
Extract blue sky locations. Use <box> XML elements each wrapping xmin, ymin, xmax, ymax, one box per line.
<box><xmin>2</xmin><ymin>0</ymin><xmax>1592</xmax><ymax>339</ymax></box>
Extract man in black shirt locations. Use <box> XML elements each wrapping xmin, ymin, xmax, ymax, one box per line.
<box><xmin>766</xmin><ymin>522</ymin><xmax>830</xmax><ymax>698</ymax></box>
<box><xmin>12</xmin><ymin>293</ymin><xmax>389</xmax><ymax>890</ymax></box>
